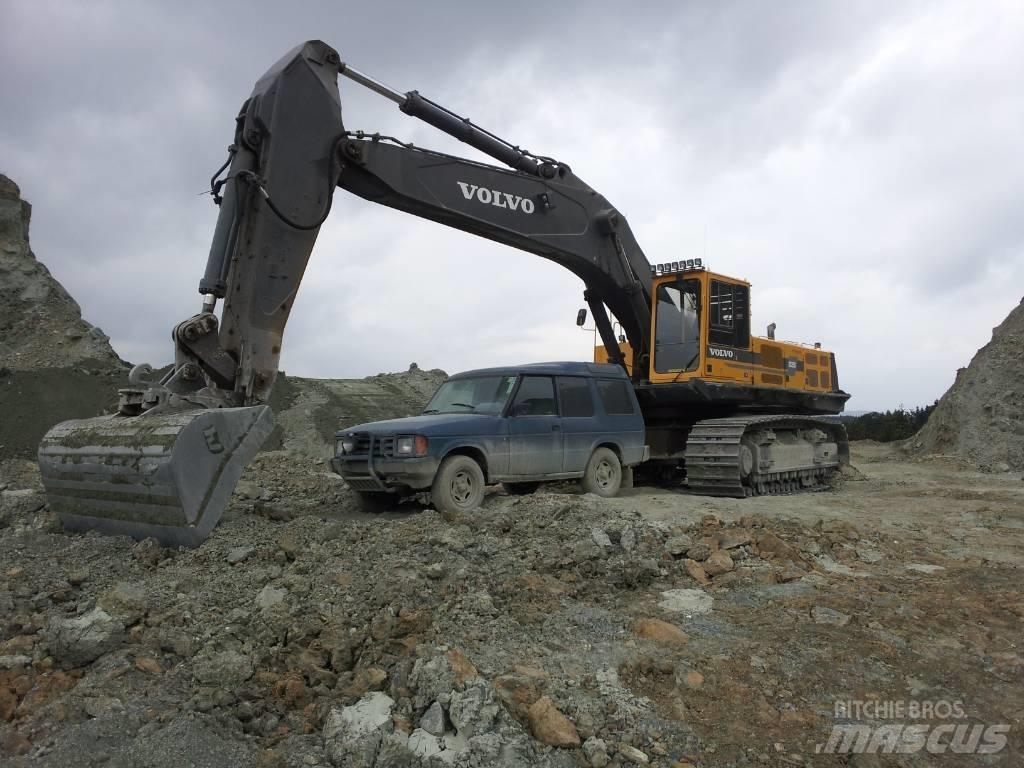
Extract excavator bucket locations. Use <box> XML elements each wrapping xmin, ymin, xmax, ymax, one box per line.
<box><xmin>38</xmin><ymin>406</ymin><xmax>273</xmax><ymax>548</ymax></box>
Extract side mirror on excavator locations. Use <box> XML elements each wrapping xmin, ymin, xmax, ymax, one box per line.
<box><xmin>576</xmin><ymin>308</ymin><xmax>587</xmax><ymax>326</ymax></box>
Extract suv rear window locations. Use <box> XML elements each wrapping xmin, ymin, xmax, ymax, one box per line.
<box><xmin>596</xmin><ymin>379</ymin><xmax>635</xmax><ymax>415</ymax></box>
<box><xmin>557</xmin><ymin>377</ymin><xmax>595</xmax><ymax>417</ymax></box>
<box><xmin>510</xmin><ymin>376</ymin><xmax>557</xmax><ymax>416</ymax></box>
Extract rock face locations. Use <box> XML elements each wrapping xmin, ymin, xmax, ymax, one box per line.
<box><xmin>0</xmin><ymin>174</ymin><xmax>122</xmax><ymax>372</ymax></box>
<box><xmin>911</xmin><ymin>297</ymin><xmax>1024</xmax><ymax>469</ymax></box>
<box><xmin>0</xmin><ymin>173</ymin><xmax>126</xmax><ymax>458</ymax></box>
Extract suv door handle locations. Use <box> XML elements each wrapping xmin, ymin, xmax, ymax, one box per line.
<box><xmin>551</xmin><ymin>424</ymin><xmax>561</xmax><ymax>431</ymax></box>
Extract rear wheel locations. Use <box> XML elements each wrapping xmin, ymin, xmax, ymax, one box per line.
<box><xmin>502</xmin><ymin>481</ymin><xmax>541</xmax><ymax>496</ymax></box>
<box><xmin>432</xmin><ymin>455</ymin><xmax>486</xmax><ymax>516</ymax></box>
<box><xmin>581</xmin><ymin>447</ymin><xmax>622</xmax><ymax>497</ymax></box>
<box><xmin>354</xmin><ymin>491</ymin><xmax>395</xmax><ymax>513</ymax></box>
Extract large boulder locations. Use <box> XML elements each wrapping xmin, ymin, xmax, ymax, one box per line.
<box><xmin>323</xmin><ymin>691</ymin><xmax>398</xmax><ymax>768</ymax></box>
<box><xmin>44</xmin><ymin>608</ymin><xmax>125</xmax><ymax>667</ymax></box>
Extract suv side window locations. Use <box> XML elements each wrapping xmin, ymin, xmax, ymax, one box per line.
<box><xmin>596</xmin><ymin>379</ymin><xmax>635</xmax><ymax>415</ymax></box>
<box><xmin>509</xmin><ymin>376</ymin><xmax>557</xmax><ymax>416</ymax></box>
<box><xmin>557</xmin><ymin>376</ymin><xmax>595</xmax><ymax>417</ymax></box>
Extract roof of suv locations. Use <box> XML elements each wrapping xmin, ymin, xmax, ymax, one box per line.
<box><xmin>449</xmin><ymin>361</ymin><xmax>629</xmax><ymax>379</ymax></box>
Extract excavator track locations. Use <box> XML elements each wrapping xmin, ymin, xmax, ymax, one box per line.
<box><xmin>684</xmin><ymin>415</ymin><xmax>849</xmax><ymax>498</ymax></box>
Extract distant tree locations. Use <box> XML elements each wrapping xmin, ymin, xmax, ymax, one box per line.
<box><xmin>840</xmin><ymin>401</ymin><xmax>938</xmax><ymax>442</ymax></box>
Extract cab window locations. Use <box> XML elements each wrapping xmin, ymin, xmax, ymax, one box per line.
<box><xmin>654</xmin><ymin>278</ymin><xmax>701</xmax><ymax>373</ymax></box>
<box><xmin>709</xmin><ymin>280</ymin><xmax>750</xmax><ymax>348</ymax></box>
<box><xmin>509</xmin><ymin>376</ymin><xmax>557</xmax><ymax>416</ymax></box>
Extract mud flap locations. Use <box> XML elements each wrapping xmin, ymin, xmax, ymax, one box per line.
<box><xmin>38</xmin><ymin>406</ymin><xmax>274</xmax><ymax>547</ymax></box>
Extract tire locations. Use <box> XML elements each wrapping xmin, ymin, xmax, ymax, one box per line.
<box><xmin>432</xmin><ymin>455</ymin><xmax>486</xmax><ymax>516</ymax></box>
<box><xmin>502</xmin><ymin>481</ymin><xmax>541</xmax><ymax>496</ymax></box>
<box><xmin>581</xmin><ymin>447</ymin><xmax>622</xmax><ymax>497</ymax></box>
<box><xmin>354</xmin><ymin>491</ymin><xmax>395</xmax><ymax>513</ymax></box>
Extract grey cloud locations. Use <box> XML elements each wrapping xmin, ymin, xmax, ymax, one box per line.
<box><xmin>2</xmin><ymin>0</ymin><xmax>1022</xmax><ymax>411</ymax></box>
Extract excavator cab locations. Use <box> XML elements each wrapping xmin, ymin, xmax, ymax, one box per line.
<box><xmin>596</xmin><ymin>262</ymin><xmax>841</xmax><ymax>400</ymax></box>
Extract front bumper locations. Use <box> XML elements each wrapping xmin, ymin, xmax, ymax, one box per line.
<box><xmin>329</xmin><ymin>455</ymin><xmax>439</xmax><ymax>492</ymax></box>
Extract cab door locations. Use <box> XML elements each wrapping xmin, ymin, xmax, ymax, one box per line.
<box><xmin>651</xmin><ymin>277</ymin><xmax>703</xmax><ymax>381</ymax></box>
<box><xmin>505</xmin><ymin>375</ymin><xmax>563</xmax><ymax>476</ymax></box>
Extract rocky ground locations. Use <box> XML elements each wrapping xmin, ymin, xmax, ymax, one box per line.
<box><xmin>1</xmin><ymin>442</ymin><xmax>1021</xmax><ymax>767</ymax></box>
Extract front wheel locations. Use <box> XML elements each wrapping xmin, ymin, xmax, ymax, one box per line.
<box><xmin>432</xmin><ymin>455</ymin><xmax>485</xmax><ymax>517</ymax></box>
<box><xmin>581</xmin><ymin>447</ymin><xmax>622</xmax><ymax>497</ymax></box>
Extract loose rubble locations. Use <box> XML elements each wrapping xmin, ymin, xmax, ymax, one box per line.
<box><xmin>910</xmin><ymin>295</ymin><xmax>1024</xmax><ymax>469</ymax></box>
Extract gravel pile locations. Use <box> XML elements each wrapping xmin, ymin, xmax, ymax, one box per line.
<box><xmin>0</xmin><ymin>458</ymin><xmax>909</xmax><ymax>767</ymax></box>
<box><xmin>910</xmin><ymin>297</ymin><xmax>1024</xmax><ymax>470</ymax></box>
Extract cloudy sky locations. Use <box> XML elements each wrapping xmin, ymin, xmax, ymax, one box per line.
<box><xmin>2</xmin><ymin>0</ymin><xmax>1022</xmax><ymax>411</ymax></box>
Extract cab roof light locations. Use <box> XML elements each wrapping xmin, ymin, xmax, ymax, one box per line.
<box><xmin>651</xmin><ymin>257</ymin><xmax>704</xmax><ymax>276</ymax></box>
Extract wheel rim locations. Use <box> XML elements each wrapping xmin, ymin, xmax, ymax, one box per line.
<box><xmin>595</xmin><ymin>459</ymin><xmax>617</xmax><ymax>489</ymax></box>
<box><xmin>450</xmin><ymin>469</ymin><xmax>476</xmax><ymax>506</ymax></box>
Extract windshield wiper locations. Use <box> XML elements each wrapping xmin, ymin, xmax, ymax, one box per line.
<box><xmin>451</xmin><ymin>402</ymin><xmax>476</xmax><ymax>410</ymax></box>
<box><xmin>422</xmin><ymin>409</ymin><xmax>440</xmax><ymax>414</ymax></box>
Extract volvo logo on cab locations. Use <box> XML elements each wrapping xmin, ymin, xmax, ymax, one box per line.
<box><xmin>707</xmin><ymin>346</ymin><xmax>736</xmax><ymax>359</ymax></box>
<box><xmin>457</xmin><ymin>181</ymin><xmax>535</xmax><ymax>213</ymax></box>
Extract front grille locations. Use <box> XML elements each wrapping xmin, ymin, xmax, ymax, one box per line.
<box><xmin>345</xmin><ymin>432</ymin><xmax>395</xmax><ymax>457</ymax></box>
<box><xmin>347</xmin><ymin>433</ymin><xmax>371</xmax><ymax>455</ymax></box>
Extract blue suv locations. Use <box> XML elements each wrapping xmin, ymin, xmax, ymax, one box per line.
<box><xmin>329</xmin><ymin>362</ymin><xmax>647</xmax><ymax>515</ymax></box>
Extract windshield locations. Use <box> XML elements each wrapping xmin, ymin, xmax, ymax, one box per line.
<box><xmin>423</xmin><ymin>375</ymin><xmax>517</xmax><ymax>416</ymax></box>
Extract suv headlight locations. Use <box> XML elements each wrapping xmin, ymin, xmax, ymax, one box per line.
<box><xmin>336</xmin><ymin>437</ymin><xmax>355</xmax><ymax>455</ymax></box>
<box><xmin>395</xmin><ymin>435</ymin><xmax>428</xmax><ymax>456</ymax></box>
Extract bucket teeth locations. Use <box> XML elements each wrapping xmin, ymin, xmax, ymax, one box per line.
<box><xmin>38</xmin><ymin>405</ymin><xmax>274</xmax><ymax>547</ymax></box>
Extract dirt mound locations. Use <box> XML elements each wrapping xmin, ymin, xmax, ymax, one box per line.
<box><xmin>910</xmin><ymin>297</ymin><xmax>1024</xmax><ymax>470</ymax></box>
<box><xmin>0</xmin><ymin>175</ymin><xmax>123</xmax><ymax>372</ymax></box>
<box><xmin>266</xmin><ymin>366</ymin><xmax>447</xmax><ymax>458</ymax></box>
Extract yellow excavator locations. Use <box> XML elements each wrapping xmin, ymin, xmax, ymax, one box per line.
<box><xmin>38</xmin><ymin>41</ymin><xmax>849</xmax><ymax>546</ymax></box>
